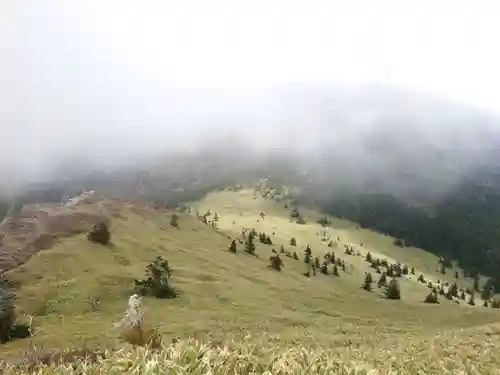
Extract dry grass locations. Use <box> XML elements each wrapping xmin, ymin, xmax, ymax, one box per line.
<box><xmin>1</xmin><ymin>189</ymin><xmax>499</xmax><ymax>373</ymax></box>
<box><xmin>2</xmin><ymin>324</ymin><xmax>500</xmax><ymax>374</ymax></box>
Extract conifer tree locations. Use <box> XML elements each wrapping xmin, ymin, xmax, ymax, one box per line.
<box><xmin>228</xmin><ymin>240</ymin><xmax>237</xmax><ymax>253</ymax></box>
<box><xmin>386</xmin><ymin>278</ymin><xmax>401</xmax><ymax>300</ymax></box>
<box><xmin>363</xmin><ymin>272</ymin><xmax>373</xmax><ymax>291</ymax></box>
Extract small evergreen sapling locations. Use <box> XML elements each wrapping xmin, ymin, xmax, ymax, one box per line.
<box><xmin>320</xmin><ymin>262</ymin><xmax>328</xmax><ymax>275</ymax></box>
<box><xmin>377</xmin><ymin>272</ymin><xmax>387</xmax><ymax>288</ymax></box>
<box><xmin>134</xmin><ymin>256</ymin><xmax>177</xmax><ymax>299</ymax></box>
<box><xmin>386</xmin><ymin>278</ymin><xmax>401</xmax><ymax>300</ymax></box>
<box><xmin>245</xmin><ymin>232</ymin><xmax>256</xmax><ymax>255</ymax></box>
<box><xmin>333</xmin><ymin>264</ymin><xmax>340</xmax><ymax>276</ymax></box>
<box><xmin>228</xmin><ymin>240</ymin><xmax>237</xmax><ymax>253</ymax></box>
<box><xmin>87</xmin><ymin>222</ymin><xmax>111</xmax><ymax>245</ymax></box>
<box><xmin>363</xmin><ymin>273</ymin><xmax>373</xmax><ymax>291</ymax></box>
<box><xmin>170</xmin><ymin>213</ymin><xmax>179</xmax><ymax>228</ymax></box>
<box><xmin>269</xmin><ymin>254</ymin><xmax>284</xmax><ymax>271</ymax></box>
<box><xmin>425</xmin><ymin>291</ymin><xmax>439</xmax><ymax>304</ymax></box>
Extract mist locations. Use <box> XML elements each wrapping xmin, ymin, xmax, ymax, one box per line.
<box><xmin>1</xmin><ymin>1</ymin><xmax>500</xmax><ymax>201</ymax></box>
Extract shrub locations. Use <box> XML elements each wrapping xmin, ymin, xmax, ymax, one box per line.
<box><xmin>87</xmin><ymin>222</ymin><xmax>111</xmax><ymax>245</ymax></box>
<box><xmin>386</xmin><ymin>279</ymin><xmax>401</xmax><ymax>300</ymax></box>
<box><xmin>134</xmin><ymin>256</ymin><xmax>177</xmax><ymax>299</ymax></box>
<box><xmin>289</xmin><ymin>237</ymin><xmax>297</xmax><ymax>246</ymax></box>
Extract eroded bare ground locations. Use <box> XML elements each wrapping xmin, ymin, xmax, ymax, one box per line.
<box><xmin>0</xmin><ymin>199</ymin><xmax>118</xmax><ymax>275</ymax></box>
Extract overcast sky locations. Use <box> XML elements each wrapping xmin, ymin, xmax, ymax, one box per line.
<box><xmin>1</xmin><ymin>1</ymin><xmax>500</xmax><ymax>191</ymax></box>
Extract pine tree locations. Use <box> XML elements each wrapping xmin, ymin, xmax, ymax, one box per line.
<box><xmin>245</xmin><ymin>232</ymin><xmax>256</xmax><ymax>255</ymax></box>
<box><xmin>228</xmin><ymin>240</ymin><xmax>237</xmax><ymax>253</ymax></box>
<box><xmin>170</xmin><ymin>213</ymin><xmax>180</xmax><ymax>228</ymax></box>
<box><xmin>304</xmin><ymin>245</ymin><xmax>312</xmax><ymax>263</ymax></box>
<box><xmin>468</xmin><ymin>292</ymin><xmax>476</xmax><ymax>306</ymax></box>
<box><xmin>377</xmin><ymin>272</ymin><xmax>387</xmax><ymax>288</ymax></box>
<box><xmin>425</xmin><ymin>291</ymin><xmax>439</xmax><ymax>304</ymax></box>
<box><xmin>365</xmin><ymin>252</ymin><xmax>372</xmax><ymax>263</ymax></box>
<box><xmin>447</xmin><ymin>282</ymin><xmax>458</xmax><ymax>299</ymax></box>
<box><xmin>386</xmin><ymin>278</ymin><xmax>401</xmax><ymax>300</ymax></box>
<box><xmin>320</xmin><ymin>262</ymin><xmax>328</xmax><ymax>275</ymax></box>
<box><xmin>134</xmin><ymin>256</ymin><xmax>177</xmax><ymax>299</ymax></box>
<box><xmin>333</xmin><ymin>264</ymin><xmax>340</xmax><ymax>276</ymax></box>
<box><xmin>290</xmin><ymin>237</ymin><xmax>297</xmax><ymax>246</ymax></box>
<box><xmin>87</xmin><ymin>222</ymin><xmax>111</xmax><ymax>245</ymax></box>
<box><xmin>269</xmin><ymin>254</ymin><xmax>283</xmax><ymax>271</ymax></box>
<box><xmin>363</xmin><ymin>272</ymin><xmax>373</xmax><ymax>291</ymax></box>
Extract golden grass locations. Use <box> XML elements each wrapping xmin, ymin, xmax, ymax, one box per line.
<box><xmin>1</xmin><ymin>189</ymin><xmax>499</xmax><ymax>373</ymax></box>
<box><xmin>2</xmin><ymin>324</ymin><xmax>500</xmax><ymax>374</ymax></box>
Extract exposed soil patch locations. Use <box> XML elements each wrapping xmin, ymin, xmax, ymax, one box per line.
<box><xmin>0</xmin><ymin>201</ymin><xmax>110</xmax><ymax>274</ymax></box>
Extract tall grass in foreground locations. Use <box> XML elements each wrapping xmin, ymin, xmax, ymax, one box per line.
<box><xmin>2</xmin><ymin>330</ymin><xmax>500</xmax><ymax>375</ymax></box>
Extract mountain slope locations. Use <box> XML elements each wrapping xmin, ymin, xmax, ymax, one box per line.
<box><xmin>1</xmin><ymin>188</ymin><xmax>498</xmax><ymax>365</ymax></box>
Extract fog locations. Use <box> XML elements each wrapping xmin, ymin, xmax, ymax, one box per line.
<box><xmin>1</xmin><ymin>1</ymin><xmax>500</xmax><ymax>200</ymax></box>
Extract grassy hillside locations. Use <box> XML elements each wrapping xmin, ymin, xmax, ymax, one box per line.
<box><xmin>1</xmin><ymin>189</ymin><xmax>499</xmax><ymax>373</ymax></box>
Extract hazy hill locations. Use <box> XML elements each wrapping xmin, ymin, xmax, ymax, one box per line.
<box><xmin>0</xmin><ymin>187</ymin><xmax>499</xmax><ymax>373</ymax></box>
